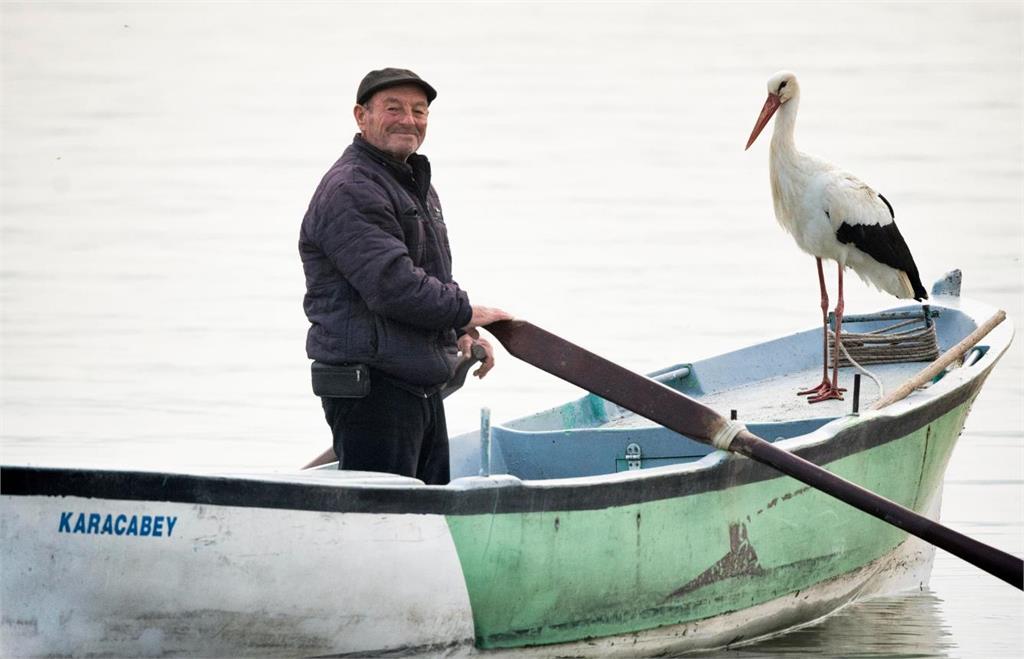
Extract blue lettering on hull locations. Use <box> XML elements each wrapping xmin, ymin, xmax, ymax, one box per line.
<box><xmin>57</xmin><ymin>512</ymin><xmax>179</xmax><ymax>538</ymax></box>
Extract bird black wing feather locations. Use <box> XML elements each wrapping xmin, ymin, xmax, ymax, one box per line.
<box><xmin>835</xmin><ymin>195</ymin><xmax>928</xmax><ymax>300</ymax></box>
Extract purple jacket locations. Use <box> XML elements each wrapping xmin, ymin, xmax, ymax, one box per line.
<box><xmin>299</xmin><ymin>136</ymin><xmax>473</xmax><ymax>387</ymax></box>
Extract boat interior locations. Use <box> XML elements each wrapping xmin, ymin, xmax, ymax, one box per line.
<box><xmin>446</xmin><ymin>300</ymin><xmax>987</xmax><ymax>482</ymax></box>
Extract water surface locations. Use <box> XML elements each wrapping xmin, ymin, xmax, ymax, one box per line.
<box><xmin>2</xmin><ymin>2</ymin><xmax>1021</xmax><ymax>656</ymax></box>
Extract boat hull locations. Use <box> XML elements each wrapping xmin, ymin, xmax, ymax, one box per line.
<box><xmin>447</xmin><ymin>392</ymin><xmax>976</xmax><ymax>651</ymax></box>
<box><xmin>1</xmin><ymin>294</ymin><xmax>1011</xmax><ymax>657</ymax></box>
<box><xmin>0</xmin><ymin>391</ymin><xmax>983</xmax><ymax>657</ymax></box>
<box><xmin>1</xmin><ymin>494</ymin><xmax>477</xmax><ymax>656</ymax></box>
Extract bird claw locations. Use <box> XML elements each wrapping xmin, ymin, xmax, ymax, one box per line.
<box><xmin>807</xmin><ymin>386</ymin><xmax>845</xmax><ymax>404</ymax></box>
<box><xmin>798</xmin><ymin>380</ymin><xmax>846</xmax><ymax>401</ymax></box>
<box><xmin>798</xmin><ymin>380</ymin><xmax>842</xmax><ymax>396</ymax></box>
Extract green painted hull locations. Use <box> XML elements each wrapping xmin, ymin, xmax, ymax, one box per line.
<box><xmin>447</xmin><ymin>399</ymin><xmax>972</xmax><ymax>649</ymax></box>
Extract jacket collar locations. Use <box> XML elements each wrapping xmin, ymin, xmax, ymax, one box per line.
<box><xmin>352</xmin><ymin>134</ymin><xmax>432</xmax><ymax>201</ymax></box>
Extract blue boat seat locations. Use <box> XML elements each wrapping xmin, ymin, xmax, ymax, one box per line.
<box><xmin>489</xmin><ymin>418</ymin><xmax>834</xmax><ymax>480</ymax></box>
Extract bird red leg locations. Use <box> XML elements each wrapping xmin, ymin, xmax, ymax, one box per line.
<box><xmin>809</xmin><ymin>264</ymin><xmax>846</xmax><ymax>403</ymax></box>
<box><xmin>798</xmin><ymin>258</ymin><xmax>833</xmax><ymax>397</ymax></box>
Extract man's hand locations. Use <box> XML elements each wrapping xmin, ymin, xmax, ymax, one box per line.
<box><xmin>463</xmin><ymin>305</ymin><xmax>513</xmax><ymax>331</ymax></box>
<box><xmin>458</xmin><ymin>330</ymin><xmax>498</xmax><ymax>379</ymax></box>
<box><xmin>459</xmin><ymin>305</ymin><xmax>512</xmax><ymax>379</ymax></box>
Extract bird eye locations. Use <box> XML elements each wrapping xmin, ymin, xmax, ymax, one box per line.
<box><xmin>779</xmin><ymin>80</ymin><xmax>788</xmax><ymax>91</ymax></box>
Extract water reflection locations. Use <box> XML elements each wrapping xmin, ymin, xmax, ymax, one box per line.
<box><xmin>714</xmin><ymin>590</ymin><xmax>956</xmax><ymax>658</ymax></box>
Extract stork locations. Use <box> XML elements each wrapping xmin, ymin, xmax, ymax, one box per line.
<box><xmin>745</xmin><ymin>71</ymin><xmax>927</xmax><ymax>403</ymax></box>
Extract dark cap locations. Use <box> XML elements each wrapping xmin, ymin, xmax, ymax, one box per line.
<box><xmin>356</xmin><ymin>68</ymin><xmax>437</xmax><ymax>106</ymax></box>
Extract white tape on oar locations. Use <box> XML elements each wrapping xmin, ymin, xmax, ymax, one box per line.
<box><xmin>711</xmin><ymin>420</ymin><xmax>747</xmax><ymax>450</ymax></box>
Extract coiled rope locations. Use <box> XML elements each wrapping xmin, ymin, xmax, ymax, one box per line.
<box><xmin>828</xmin><ymin>318</ymin><xmax>939</xmax><ymax>367</ymax></box>
<box><xmin>826</xmin><ymin>316</ymin><xmax>941</xmax><ymax>399</ymax></box>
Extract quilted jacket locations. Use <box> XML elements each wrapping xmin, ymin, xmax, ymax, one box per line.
<box><xmin>299</xmin><ymin>135</ymin><xmax>473</xmax><ymax>387</ymax></box>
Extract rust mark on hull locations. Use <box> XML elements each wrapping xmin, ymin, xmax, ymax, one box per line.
<box><xmin>666</xmin><ymin>523</ymin><xmax>765</xmax><ymax>600</ymax></box>
<box><xmin>754</xmin><ymin>486</ymin><xmax>812</xmax><ymax>517</ymax></box>
<box><xmin>911</xmin><ymin>425</ymin><xmax>932</xmax><ymax>511</ymax></box>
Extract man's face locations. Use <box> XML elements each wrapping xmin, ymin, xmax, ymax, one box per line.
<box><xmin>354</xmin><ymin>85</ymin><xmax>429</xmax><ymax>161</ymax></box>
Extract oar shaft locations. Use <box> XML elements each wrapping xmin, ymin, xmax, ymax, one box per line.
<box><xmin>730</xmin><ymin>430</ymin><xmax>1023</xmax><ymax>589</ymax></box>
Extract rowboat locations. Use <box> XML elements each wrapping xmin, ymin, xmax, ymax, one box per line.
<box><xmin>1</xmin><ymin>270</ymin><xmax>1017</xmax><ymax>657</ymax></box>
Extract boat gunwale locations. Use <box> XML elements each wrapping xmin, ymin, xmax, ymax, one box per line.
<box><xmin>0</xmin><ymin>366</ymin><xmax>992</xmax><ymax>516</ymax></box>
<box><xmin>0</xmin><ymin>296</ymin><xmax>1011</xmax><ymax>517</ymax></box>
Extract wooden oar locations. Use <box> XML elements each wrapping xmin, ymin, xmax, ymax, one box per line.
<box><xmin>486</xmin><ymin>319</ymin><xmax>1023</xmax><ymax>590</ymax></box>
<box><xmin>872</xmin><ymin>310</ymin><xmax>1006</xmax><ymax>409</ymax></box>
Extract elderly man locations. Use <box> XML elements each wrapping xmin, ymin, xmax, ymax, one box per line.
<box><xmin>300</xmin><ymin>68</ymin><xmax>510</xmax><ymax>485</ymax></box>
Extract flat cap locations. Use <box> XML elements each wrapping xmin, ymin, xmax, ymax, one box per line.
<box><xmin>356</xmin><ymin>68</ymin><xmax>437</xmax><ymax>106</ymax></box>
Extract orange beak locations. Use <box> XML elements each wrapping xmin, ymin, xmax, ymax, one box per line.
<box><xmin>745</xmin><ymin>93</ymin><xmax>781</xmax><ymax>150</ymax></box>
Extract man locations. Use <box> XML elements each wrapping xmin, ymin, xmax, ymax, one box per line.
<box><xmin>299</xmin><ymin>67</ymin><xmax>510</xmax><ymax>485</ymax></box>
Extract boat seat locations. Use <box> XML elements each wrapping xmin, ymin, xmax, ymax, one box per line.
<box><xmin>488</xmin><ymin>417</ymin><xmax>835</xmax><ymax>480</ymax></box>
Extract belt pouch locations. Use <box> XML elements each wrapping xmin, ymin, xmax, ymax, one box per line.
<box><xmin>311</xmin><ymin>362</ymin><xmax>370</xmax><ymax>398</ymax></box>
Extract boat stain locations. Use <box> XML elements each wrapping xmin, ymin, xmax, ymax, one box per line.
<box><xmin>664</xmin><ymin>523</ymin><xmax>844</xmax><ymax>605</ymax></box>
<box><xmin>664</xmin><ymin>523</ymin><xmax>766</xmax><ymax>600</ymax></box>
<box><xmin>911</xmin><ymin>425</ymin><xmax>932</xmax><ymax>511</ymax></box>
<box><xmin>756</xmin><ymin>485</ymin><xmax>813</xmax><ymax>516</ymax></box>
<box><xmin>636</xmin><ymin>512</ymin><xmax>642</xmax><ymax>551</ymax></box>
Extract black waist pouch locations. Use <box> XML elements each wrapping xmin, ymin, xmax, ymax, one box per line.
<box><xmin>311</xmin><ymin>362</ymin><xmax>370</xmax><ymax>398</ymax></box>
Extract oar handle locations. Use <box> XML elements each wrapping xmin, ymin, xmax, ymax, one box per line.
<box><xmin>440</xmin><ymin>343</ymin><xmax>488</xmax><ymax>400</ymax></box>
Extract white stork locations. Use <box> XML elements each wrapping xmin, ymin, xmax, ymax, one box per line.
<box><xmin>745</xmin><ymin>71</ymin><xmax>927</xmax><ymax>403</ymax></box>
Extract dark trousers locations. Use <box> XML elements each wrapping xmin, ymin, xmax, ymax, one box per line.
<box><xmin>321</xmin><ymin>374</ymin><xmax>450</xmax><ymax>485</ymax></box>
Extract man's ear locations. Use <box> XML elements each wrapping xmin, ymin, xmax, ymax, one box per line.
<box><xmin>353</xmin><ymin>104</ymin><xmax>366</xmax><ymax>129</ymax></box>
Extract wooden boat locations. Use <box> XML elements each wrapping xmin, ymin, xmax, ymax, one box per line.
<box><xmin>1</xmin><ymin>271</ymin><xmax>1016</xmax><ymax>657</ymax></box>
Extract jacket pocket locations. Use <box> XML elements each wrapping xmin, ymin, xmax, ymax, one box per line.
<box><xmin>373</xmin><ymin>316</ymin><xmax>455</xmax><ymax>386</ymax></box>
<box><xmin>399</xmin><ymin>207</ymin><xmax>427</xmax><ymax>263</ymax></box>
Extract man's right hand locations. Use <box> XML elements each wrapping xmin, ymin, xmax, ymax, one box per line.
<box><xmin>463</xmin><ymin>305</ymin><xmax>514</xmax><ymax>331</ymax></box>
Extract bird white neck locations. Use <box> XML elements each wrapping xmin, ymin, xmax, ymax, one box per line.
<box><xmin>770</xmin><ymin>96</ymin><xmax>799</xmax><ymax>153</ymax></box>
<box><xmin>767</xmin><ymin>95</ymin><xmax>808</xmax><ymax>233</ymax></box>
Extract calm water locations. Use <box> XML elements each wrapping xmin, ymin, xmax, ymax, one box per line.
<box><xmin>2</xmin><ymin>2</ymin><xmax>1021</xmax><ymax>657</ymax></box>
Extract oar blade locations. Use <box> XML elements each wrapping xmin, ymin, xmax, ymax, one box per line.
<box><xmin>487</xmin><ymin>320</ymin><xmax>725</xmax><ymax>443</ymax></box>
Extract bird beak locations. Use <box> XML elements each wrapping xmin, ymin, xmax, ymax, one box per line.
<box><xmin>745</xmin><ymin>93</ymin><xmax>781</xmax><ymax>151</ymax></box>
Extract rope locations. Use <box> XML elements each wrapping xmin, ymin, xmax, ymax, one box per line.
<box><xmin>711</xmin><ymin>419</ymin><xmax>747</xmax><ymax>451</ymax></box>
<box><xmin>828</xmin><ymin>318</ymin><xmax>939</xmax><ymax>368</ymax></box>
<box><xmin>834</xmin><ymin>330</ymin><xmax>886</xmax><ymax>399</ymax></box>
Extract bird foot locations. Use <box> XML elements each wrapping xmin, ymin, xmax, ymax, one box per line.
<box><xmin>807</xmin><ymin>385</ymin><xmax>845</xmax><ymax>404</ymax></box>
<box><xmin>797</xmin><ymin>380</ymin><xmax>845</xmax><ymax>397</ymax></box>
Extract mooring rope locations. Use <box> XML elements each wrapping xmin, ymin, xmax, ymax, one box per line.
<box><xmin>828</xmin><ymin>319</ymin><xmax>940</xmax><ymax>368</ymax></box>
<box><xmin>833</xmin><ymin>331</ymin><xmax>886</xmax><ymax>399</ymax></box>
<box><xmin>821</xmin><ymin>316</ymin><xmax>941</xmax><ymax>401</ymax></box>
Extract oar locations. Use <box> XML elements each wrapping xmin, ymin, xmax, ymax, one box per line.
<box><xmin>486</xmin><ymin>319</ymin><xmax>1023</xmax><ymax>590</ymax></box>
<box><xmin>872</xmin><ymin>310</ymin><xmax>1006</xmax><ymax>409</ymax></box>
